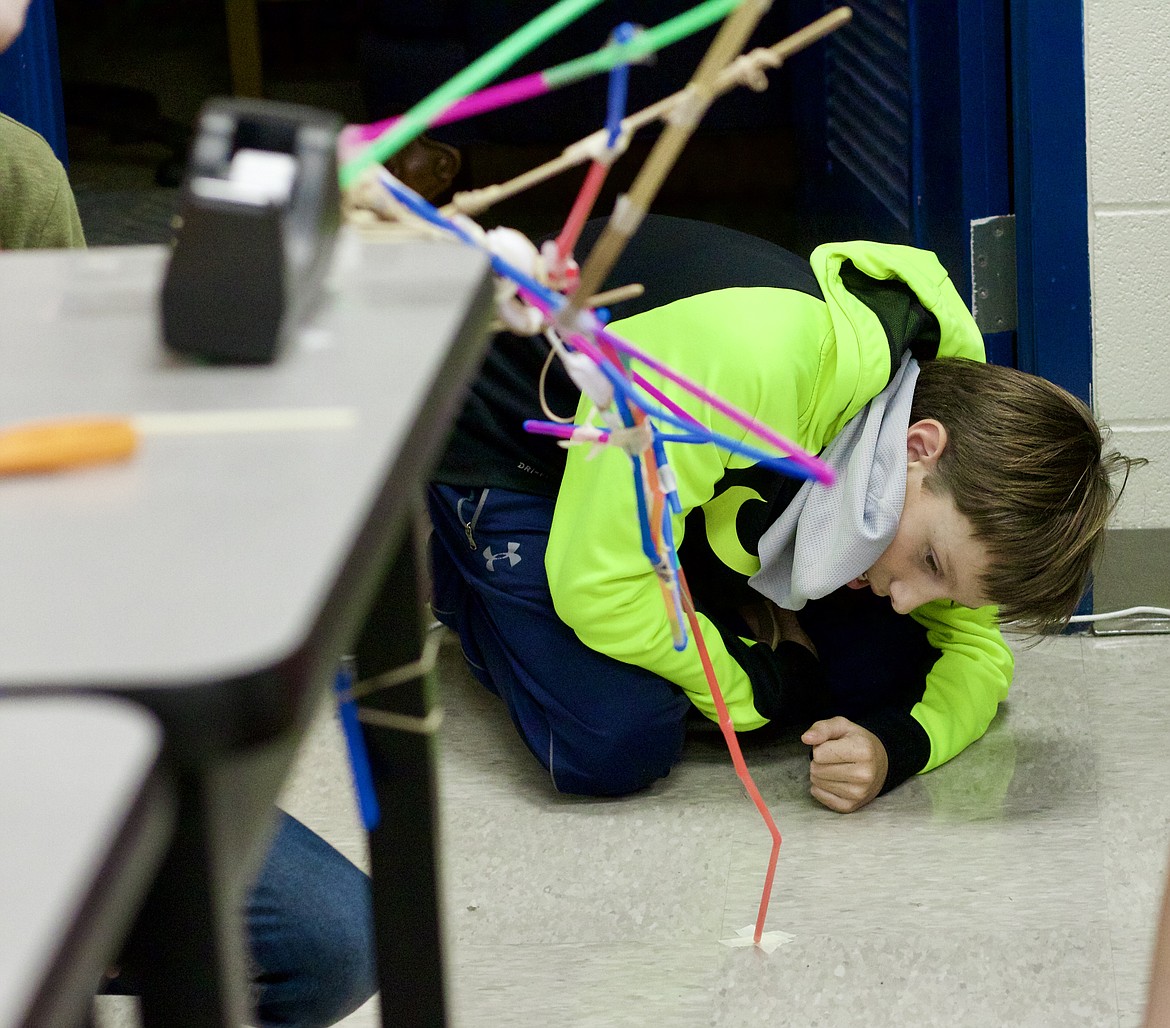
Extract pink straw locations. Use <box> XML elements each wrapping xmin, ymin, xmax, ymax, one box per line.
<box><xmin>524</xmin><ymin>421</ymin><xmax>609</xmax><ymax>441</ymax></box>
<box><xmin>347</xmin><ymin>72</ymin><xmax>549</xmax><ymax>144</ymax></box>
<box><xmin>630</xmin><ymin>370</ymin><xmax>704</xmax><ymax>429</ymax></box>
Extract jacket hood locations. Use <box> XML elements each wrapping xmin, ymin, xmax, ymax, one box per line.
<box><xmin>808</xmin><ymin>240</ymin><xmax>986</xmax><ymax>438</ymax></box>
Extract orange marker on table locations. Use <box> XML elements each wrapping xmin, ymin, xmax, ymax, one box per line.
<box><xmin>0</xmin><ymin>407</ymin><xmax>360</xmax><ymax>476</ymax></box>
<box><xmin>0</xmin><ymin>419</ymin><xmax>138</xmax><ymax>475</ymax></box>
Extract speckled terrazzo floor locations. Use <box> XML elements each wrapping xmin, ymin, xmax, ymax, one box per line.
<box><xmin>94</xmin><ymin>629</ymin><xmax>1170</xmax><ymax>1027</ymax></box>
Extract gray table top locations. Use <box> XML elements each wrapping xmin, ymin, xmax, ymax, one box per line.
<box><xmin>0</xmin><ymin>231</ymin><xmax>491</xmax><ymax>693</ymax></box>
<box><xmin>0</xmin><ymin>695</ymin><xmax>166</xmax><ymax>1028</ymax></box>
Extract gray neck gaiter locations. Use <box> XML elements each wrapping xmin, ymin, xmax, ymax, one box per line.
<box><xmin>749</xmin><ymin>354</ymin><xmax>920</xmax><ymax>610</ymax></box>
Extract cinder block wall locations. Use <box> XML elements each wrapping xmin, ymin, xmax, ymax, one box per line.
<box><xmin>1085</xmin><ymin>2</ymin><xmax>1170</xmax><ymax>531</ymax></box>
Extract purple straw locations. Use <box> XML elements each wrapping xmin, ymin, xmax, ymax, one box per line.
<box><xmin>592</xmin><ymin>324</ymin><xmax>833</xmax><ymax>484</ymax></box>
<box><xmin>630</xmin><ymin>370</ymin><xmax>704</xmax><ymax>429</ymax></box>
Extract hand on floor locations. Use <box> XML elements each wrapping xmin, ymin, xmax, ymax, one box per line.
<box><xmin>802</xmin><ymin>716</ymin><xmax>888</xmax><ymax>813</ymax></box>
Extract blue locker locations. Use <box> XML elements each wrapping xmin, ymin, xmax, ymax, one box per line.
<box><xmin>0</xmin><ymin>0</ymin><xmax>68</xmax><ymax>164</ymax></box>
<box><xmin>785</xmin><ymin>0</ymin><xmax>1090</xmax><ymax>401</ymax></box>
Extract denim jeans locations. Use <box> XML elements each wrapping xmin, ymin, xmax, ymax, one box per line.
<box><xmin>246</xmin><ymin>812</ymin><xmax>376</xmax><ymax>1027</ymax></box>
<box><xmin>105</xmin><ymin>810</ymin><xmax>376</xmax><ymax>1028</ymax></box>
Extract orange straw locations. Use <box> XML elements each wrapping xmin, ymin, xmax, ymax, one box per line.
<box><xmin>679</xmin><ymin>566</ymin><xmax>782</xmax><ymax>945</ymax></box>
<box><xmin>634</xmin><ymin>403</ymin><xmax>782</xmax><ymax>944</ymax></box>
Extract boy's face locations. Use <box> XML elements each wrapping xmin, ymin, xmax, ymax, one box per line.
<box><xmin>847</xmin><ymin>420</ymin><xmax>991</xmax><ymax>614</ymax></box>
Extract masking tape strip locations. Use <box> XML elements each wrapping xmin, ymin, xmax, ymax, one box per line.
<box><xmin>607</xmin><ymin>421</ymin><xmax>654</xmax><ymax>456</ymax></box>
<box><xmin>135</xmin><ymin>407</ymin><xmax>358</xmax><ymax>435</ymax></box>
<box><xmin>665</xmin><ymin>85</ymin><xmax>707</xmax><ymax>128</ymax></box>
<box><xmin>609</xmin><ymin>193</ymin><xmax>646</xmax><ymax>237</ymax></box>
<box><xmin>718</xmin><ymin>925</ymin><xmax>796</xmax><ymax>955</ymax></box>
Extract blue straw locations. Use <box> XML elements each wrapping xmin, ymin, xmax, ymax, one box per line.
<box><xmin>650</xmin><ymin>428</ymin><xmax>684</xmax><ymax>516</ymax></box>
<box><xmin>611</xmin><ymin>389</ymin><xmax>660</xmax><ymax>566</ymax></box>
<box><xmin>657</xmin><ymin>497</ymin><xmax>689</xmax><ymax>650</ymax></box>
<box><xmin>379</xmin><ymin>175</ymin><xmax>564</xmax><ymax>310</ymax></box>
<box><xmin>606</xmin><ymin>23</ymin><xmax>636</xmax><ymax>148</ymax></box>
<box><xmin>334</xmin><ymin>660</ymin><xmax>381</xmax><ymax>831</ymax></box>
<box><xmin>603</xmin><ymin>365</ymin><xmax>818</xmax><ymax>481</ymax></box>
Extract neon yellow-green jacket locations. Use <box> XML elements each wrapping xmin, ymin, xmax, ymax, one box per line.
<box><xmin>545</xmin><ymin>240</ymin><xmax>1013</xmax><ymax>786</ymax></box>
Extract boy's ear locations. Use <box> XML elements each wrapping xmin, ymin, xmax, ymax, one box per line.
<box><xmin>906</xmin><ymin>418</ymin><xmax>948</xmax><ymax>467</ymax></box>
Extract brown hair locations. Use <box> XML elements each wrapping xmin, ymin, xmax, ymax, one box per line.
<box><xmin>910</xmin><ymin>358</ymin><xmax>1144</xmax><ymax>633</ymax></box>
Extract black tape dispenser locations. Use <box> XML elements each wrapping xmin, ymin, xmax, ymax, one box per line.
<box><xmin>161</xmin><ymin>97</ymin><xmax>342</xmax><ymax>364</ymax></box>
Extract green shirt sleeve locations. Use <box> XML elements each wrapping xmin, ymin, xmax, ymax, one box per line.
<box><xmin>0</xmin><ymin>112</ymin><xmax>86</xmax><ymax>250</ymax></box>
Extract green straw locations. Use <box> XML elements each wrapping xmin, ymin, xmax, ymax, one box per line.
<box><xmin>339</xmin><ymin>0</ymin><xmax>607</xmax><ymax>188</ymax></box>
<box><xmin>545</xmin><ymin>0</ymin><xmax>741</xmax><ymax>89</ymax></box>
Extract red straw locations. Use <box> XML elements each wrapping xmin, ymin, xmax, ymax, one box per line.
<box><xmin>554</xmin><ymin>300</ymin><xmax>783</xmax><ymax>946</ymax></box>
<box><xmin>678</xmin><ymin>568</ymin><xmax>782</xmax><ymax>945</ymax></box>
<box><xmin>555</xmin><ymin>159</ymin><xmax>611</xmax><ymax>266</ymax></box>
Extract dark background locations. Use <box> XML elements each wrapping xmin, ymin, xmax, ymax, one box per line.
<box><xmin>52</xmin><ymin>0</ymin><xmax>821</xmax><ymax>251</ymax></box>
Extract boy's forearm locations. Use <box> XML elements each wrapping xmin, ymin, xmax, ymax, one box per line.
<box><xmin>908</xmin><ymin>601</ymin><xmax>1013</xmax><ymax>772</ymax></box>
<box><xmin>853</xmin><ymin>607</ymin><xmax>1012</xmax><ymax>792</ymax></box>
<box><xmin>851</xmin><ymin>708</ymin><xmax>932</xmax><ymax>793</ymax></box>
<box><xmin>696</xmin><ymin>608</ymin><xmax>827</xmax><ymax>729</ymax></box>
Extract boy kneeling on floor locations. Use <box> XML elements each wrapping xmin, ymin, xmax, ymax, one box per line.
<box><xmin>428</xmin><ymin>214</ymin><xmax>1139</xmax><ymax>812</ymax></box>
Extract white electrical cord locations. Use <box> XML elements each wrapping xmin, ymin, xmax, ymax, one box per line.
<box><xmin>1068</xmin><ymin>605</ymin><xmax>1170</xmax><ymax>624</ymax></box>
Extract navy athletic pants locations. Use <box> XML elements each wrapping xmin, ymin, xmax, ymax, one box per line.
<box><xmin>428</xmin><ymin>482</ymin><xmax>692</xmax><ymax>796</ymax></box>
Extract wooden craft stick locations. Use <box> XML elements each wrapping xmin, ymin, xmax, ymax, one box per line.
<box><xmin>586</xmin><ymin>282</ymin><xmax>645</xmax><ymax>309</ymax></box>
<box><xmin>488</xmin><ymin>282</ymin><xmax>645</xmax><ymax>332</ymax></box>
<box><xmin>442</xmin><ymin>6</ymin><xmax>852</xmax><ymax>219</ymax></box>
<box><xmin>564</xmin><ymin>0</ymin><xmax>775</xmax><ymax>319</ymax></box>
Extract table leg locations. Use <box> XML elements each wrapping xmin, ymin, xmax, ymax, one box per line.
<box><xmin>355</xmin><ymin>515</ymin><xmax>448</xmax><ymax>1028</ymax></box>
<box><xmin>125</xmin><ymin>774</ymin><xmax>249</xmax><ymax>1027</ymax></box>
<box><xmin>122</xmin><ymin>735</ymin><xmax>295</xmax><ymax>1028</ymax></box>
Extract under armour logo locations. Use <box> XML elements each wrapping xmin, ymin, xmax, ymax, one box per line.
<box><xmin>483</xmin><ymin>542</ymin><xmax>521</xmax><ymax>571</ymax></box>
